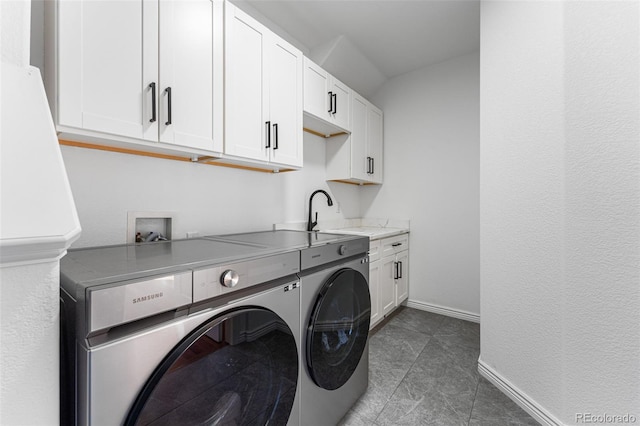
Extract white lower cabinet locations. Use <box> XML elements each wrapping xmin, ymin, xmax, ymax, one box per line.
<box><xmin>379</xmin><ymin>255</ymin><xmax>397</xmax><ymax>317</ymax></box>
<box><xmin>369</xmin><ymin>233</ymin><xmax>409</xmax><ymax>329</ymax></box>
<box><xmin>395</xmin><ymin>250</ymin><xmax>409</xmax><ymax>303</ymax></box>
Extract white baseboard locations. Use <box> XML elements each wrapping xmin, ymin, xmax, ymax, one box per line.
<box><xmin>405</xmin><ymin>299</ymin><xmax>480</xmax><ymax>323</ymax></box>
<box><xmin>477</xmin><ymin>358</ymin><xmax>564</xmax><ymax>426</ymax></box>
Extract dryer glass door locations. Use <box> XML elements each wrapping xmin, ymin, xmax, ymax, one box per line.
<box><xmin>126</xmin><ymin>308</ymin><xmax>298</xmax><ymax>426</ymax></box>
<box><xmin>306</xmin><ymin>268</ymin><xmax>371</xmax><ymax>390</ymax></box>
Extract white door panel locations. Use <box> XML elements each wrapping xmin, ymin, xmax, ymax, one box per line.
<box><xmin>59</xmin><ymin>0</ymin><xmax>158</xmax><ymax>140</ymax></box>
<box><xmin>368</xmin><ymin>105</ymin><xmax>384</xmax><ymax>184</ymax></box>
<box><xmin>303</xmin><ymin>58</ymin><xmax>330</xmax><ymax>120</ymax></box>
<box><xmin>395</xmin><ymin>251</ymin><xmax>409</xmax><ymax>304</ymax></box>
<box><xmin>350</xmin><ymin>93</ymin><xmax>368</xmax><ymax>181</ymax></box>
<box><xmin>330</xmin><ymin>78</ymin><xmax>350</xmax><ymax>131</ymax></box>
<box><xmin>159</xmin><ymin>0</ymin><xmax>215</xmax><ymax>151</ymax></box>
<box><xmin>224</xmin><ymin>6</ymin><xmax>268</xmax><ymax>161</ymax></box>
<box><xmin>380</xmin><ymin>255</ymin><xmax>396</xmax><ymax>316</ymax></box>
<box><xmin>269</xmin><ymin>38</ymin><xmax>302</xmax><ymax>167</ymax></box>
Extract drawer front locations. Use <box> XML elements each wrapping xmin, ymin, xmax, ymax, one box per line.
<box><xmin>369</xmin><ymin>239</ymin><xmax>381</xmax><ymax>262</ymax></box>
<box><xmin>381</xmin><ymin>233</ymin><xmax>409</xmax><ymax>258</ymax></box>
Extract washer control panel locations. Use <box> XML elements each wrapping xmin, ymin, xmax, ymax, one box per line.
<box><xmin>301</xmin><ymin>236</ymin><xmax>369</xmax><ymax>270</ymax></box>
<box><xmin>193</xmin><ymin>251</ymin><xmax>299</xmax><ymax>303</ymax></box>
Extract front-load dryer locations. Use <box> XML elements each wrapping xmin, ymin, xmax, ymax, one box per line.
<box><xmin>298</xmin><ymin>236</ymin><xmax>371</xmax><ymax>425</ymax></box>
<box><xmin>60</xmin><ymin>239</ymin><xmax>301</xmax><ymax>425</ymax></box>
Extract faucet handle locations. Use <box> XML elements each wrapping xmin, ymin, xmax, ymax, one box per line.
<box><xmin>309</xmin><ymin>212</ymin><xmax>319</xmax><ymax>232</ymax></box>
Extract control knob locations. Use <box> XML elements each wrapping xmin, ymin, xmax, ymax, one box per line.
<box><xmin>220</xmin><ymin>270</ymin><xmax>240</xmax><ymax>288</ymax></box>
<box><xmin>338</xmin><ymin>245</ymin><xmax>347</xmax><ymax>256</ymax></box>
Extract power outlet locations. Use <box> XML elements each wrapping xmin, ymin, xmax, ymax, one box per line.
<box><xmin>186</xmin><ymin>231</ymin><xmax>200</xmax><ymax>239</ymax></box>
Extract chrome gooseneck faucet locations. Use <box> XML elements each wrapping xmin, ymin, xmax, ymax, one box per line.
<box><xmin>307</xmin><ymin>189</ymin><xmax>333</xmax><ymax>231</ymax></box>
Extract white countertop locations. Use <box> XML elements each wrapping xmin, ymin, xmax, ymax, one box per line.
<box><xmin>322</xmin><ymin>226</ymin><xmax>408</xmax><ymax>240</ymax></box>
<box><xmin>274</xmin><ymin>217</ymin><xmax>409</xmax><ymax>240</ymax></box>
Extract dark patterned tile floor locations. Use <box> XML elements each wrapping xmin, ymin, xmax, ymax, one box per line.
<box><xmin>338</xmin><ymin>307</ymin><xmax>538</xmax><ymax>426</ymax></box>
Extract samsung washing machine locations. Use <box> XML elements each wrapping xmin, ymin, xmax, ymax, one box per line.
<box><xmin>60</xmin><ymin>238</ymin><xmax>302</xmax><ymax>426</ymax></box>
<box><xmin>203</xmin><ymin>230</ymin><xmax>372</xmax><ymax>424</ymax></box>
<box><xmin>298</xmin><ymin>235</ymin><xmax>371</xmax><ymax>425</ymax></box>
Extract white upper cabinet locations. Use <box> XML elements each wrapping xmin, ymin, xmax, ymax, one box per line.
<box><xmin>56</xmin><ymin>0</ymin><xmax>155</xmax><ymax>140</ymax></box>
<box><xmin>48</xmin><ymin>0</ymin><xmax>303</xmax><ymax>171</ymax></box>
<box><xmin>224</xmin><ymin>5</ymin><xmax>268</xmax><ymax>162</ymax></box>
<box><xmin>268</xmin><ymin>38</ymin><xmax>304</xmax><ymax>167</ymax></box>
<box><xmin>50</xmin><ymin>0</ymin><xmax>222</xmax><ymax>153</ymax></box>
<box><xmin>326</xmin><ymin>90</ymin><xmax>383</xmax><ymax>185</ymax></box>
<box><xmin>158</xmin><ymin>0</ymin><xmax>221</xmax><ymax>151</ymax></box>
<box><xmin>329</xmin><ymin>78</ymin><xmax>351</xmax><ymax>131</ymax></box>
<box><xmin>303</xmin><ymin>60</ymin><xmax>330</xmax><ymax>122</ymax></box>
<box><xmin>303</xmin><ymin>58</ymin><xmax>351</xmax><ymax>136</ymax></box>
<box><xmin>349</xmin><ymin>93</ymin><xmax>369</xmax><ymax>181</ymax></box>
<box><xmin>366</xmin><ymin>102</ymin><xmax>384</xmax><ymax>184</ymax></box>
<box><xmin>224</xmin><ymin>3</ymin><xmax>303</xmax><ymax>169</ymax></box>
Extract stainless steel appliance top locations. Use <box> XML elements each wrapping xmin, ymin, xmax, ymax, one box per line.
<box><xmin>61</xmin><ymin>230</ymin><xmax>367</xmax><ymax>297</ymax></box>
<box><xmin>60</xmin><ymin>237</ymin><xmax>294</xmax><ymax>292</ymax></box>
<box><xmin>60</xmin><ymin>230</ymin><xmax>367</xmax><ymax>339</ymax></box>
<box><xmin>206</xmin><ymin>229</ymin><xmax>361</xmax><ymax>249</ymax></box>
<box><xmin>207</xmin><ymin>230</ymin><xmax>369</xmax><ymax>271</ymax></box>
<box><xmin>299</xmin><ymin>235</ymin><xmax>369</xmax><ymax>270</ymax></box>
<box><xmin>61</xmin><ymin>234</ymin><xmax>303</xmax><ymax>338</ymax></box>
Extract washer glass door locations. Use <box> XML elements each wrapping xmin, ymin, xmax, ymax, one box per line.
<box><xmin>126</xmin><ymin>308</ymin><xmax>298</xmax><ymax>426</ymax></box>
<box><xmin>306</xmin><ymin>268</ymin><xmax>371</xmax><ymax>390</ymax></box>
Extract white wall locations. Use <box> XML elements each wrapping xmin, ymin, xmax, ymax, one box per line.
<box><xmin>480</xmin><ymin>1</ymin><xmax>639</xmax><ymax>425</ymax></box>
<box><xmin>1</xmin><ymin>1</ymin><xmax>80</xmax><ymax>423</ymax></box>
<box><xmin>479</xmin><ymin>2</ymin><xmax>566</xmax><ymax>420</ymax></box>
<box><xmin>0</xmin><ymin>261</ymin><xmax>62</xmax><ymax>424</ymax></box>
<box><xmin>62</xmin><ymin>132</ymin><xmax>360</xmax><ymax>248</ymax></box>
<box><xmin>362</xmin><ymin>52</ymin><xmax>480</xmax><ymax>319</ymax></box>
<box><xmin>1</xmin><ymin>0</ymin><xmax>31</xmax><ymax>67</ymax></box>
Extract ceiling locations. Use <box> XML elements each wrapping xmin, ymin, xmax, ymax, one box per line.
<box><xmin>235</xmin><ymin>0</ymin><xmax>480</xmax><ymax>97</ymax></box>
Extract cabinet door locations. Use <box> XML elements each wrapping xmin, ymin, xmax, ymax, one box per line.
<box><xmin>369</xmin><ymin>260</ymin><xmax>380</xmax><ymax>328</ymax></box>
<box><xmin>395</xmin><ymin>251</ymin><xmax>409</xmax><ymax>305</ymax></box>
<box><xmin>380</xmin><ymin>255</ymin><xmax>396</xmax><ymax>316</ymax></box>
<box><xmin>159</xmin><ymin>0</ymin><xmax>218</xmax><ymax>151</ymax></box>
<box><xmin>303</xmin><ymin>58</ymin><xmax>330</xmax><ymax>121</ymax></box>
<box><xmin>367</xmin><ymin>104</ymin><xmax>384</xmax><ymax>184</ymax></box>
<box><xmin>350</xmin><ymin>93</ymin><xmax>369</xmax><ymax>181</ymax></box>
<box><xmin>224</xmin><ymin>4</ymin><xmax>268</xmax><ymax>161</ymax></box>
<box><xmin>329</xmin><ymin>77</ymin><xmax>351</xmax><ymax>131</ymax></box>
<box><xmin>268</xmin><ymin>36</ymin><xmax>303</xmax><ymax>168</ymax></box>
<box><xmin>57</xmin><ymin>0</ymin><xmax>158</xmax><ymax>141</ymax></box>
